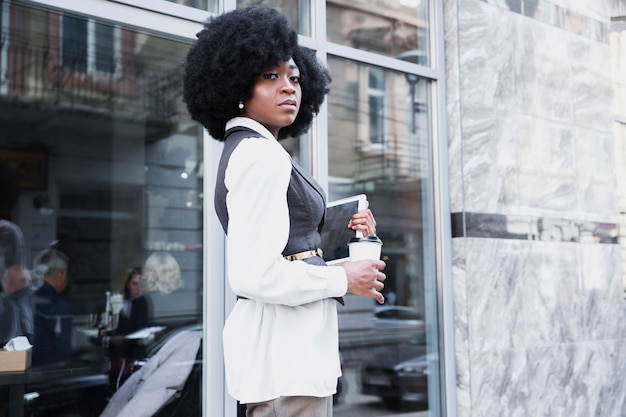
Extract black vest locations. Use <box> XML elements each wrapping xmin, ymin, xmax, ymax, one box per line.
<box><xmin>214</xmin><ymin>127</ymin><xmax>327</xmax><ymax>265</ymax></box>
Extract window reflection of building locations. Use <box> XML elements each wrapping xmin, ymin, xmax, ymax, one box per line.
<box><xmin>61</xmin><ymin>15</ymin><xmax>118</xmax><ymax>74</ymax></box>
<box><xmin>0</xmin><ymin>2</ymin><xmax>202</xmax><ymax>327</ymax></box>
<box><xmin>328</xmin><ymin>50</ymin><xmax>436</xmax><ymax>408</ymax></box>
<box><xmin>327</xmin><ymin>0</ymin><xmax>428</xmax><ymax>61</ymax></box>
<box><xmin>368</xmin><ymin>67</ymin><xmax>386</xmax><ymax>146</ymax></box>
<box><xmin>236</xmin><ymin>0</ymin><xmax>308</xmax><ymax>35</ymax></box>
<box><xmin>328</xmin><ymin>57</ymin><xmax>428</xmax><ymax>183</ymax></box>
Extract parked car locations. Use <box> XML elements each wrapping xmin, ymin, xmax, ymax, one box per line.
<box><xmin>372</xmin><ymin>305</ymin><xmax>425</xmax><ymax>347</ymax></box>
<box><xmin>360</xmin><ymin>333</ymin><xmax>429</xmax><ymax>407</ymax></box>
<box><xmin>373</xmin><ymin>305</ymin><xmax>423</xmax><ymax>331</ymax></box>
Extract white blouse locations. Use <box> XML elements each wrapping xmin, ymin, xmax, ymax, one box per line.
<box><xmin>220</xmin><ymin>117</ymin><xmax>348</xmax><ymax>404</ymax></box>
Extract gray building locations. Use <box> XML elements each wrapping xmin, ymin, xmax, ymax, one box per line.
<box><xmin>447</xmin><ymin>1</ymin><xmax>626</xmax><ymax>416</ymax></box>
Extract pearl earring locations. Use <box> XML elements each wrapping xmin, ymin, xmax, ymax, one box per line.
<box><xmin>238</xmin><ymin>101</ymin><xmax>244</xmax><ymax>110</ymax></box>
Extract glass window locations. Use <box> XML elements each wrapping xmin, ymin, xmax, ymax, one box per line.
<box><xmin>0</xmin><ymin>3</ymin><xmax>202</xmax><ymax>415</ymax></box>
<box><xmin>327</xmin><ymin>0</ymin><xmax>429</xmax><ymax>65</ymax></box>
<box><xmin>368</xmin><ymin>67</ymin><xmax>386</xmax><ymax>145</ymax></box>
<box><xmin>237</xmin><ymin>0</ymin><xmax>311</xmax><ymax>36</ymax></box>
<box><xmin>62</xmin><ymin>16</ymin><xmax>118</xmax><ymax>74</ymax></box>
<box><xmin>327</xmin><ymin>56</ymin><xmax>439</xmax><ymax>415</ymax></box>
<box><xmin>94</xmin><ymin>21</ymin><xmax>116</xmax><ymax>73</ymax></box>
<box><xmin>62</xmin><ymin>15</ymin><xmax>88</xmax><ymax>72</ymax></box>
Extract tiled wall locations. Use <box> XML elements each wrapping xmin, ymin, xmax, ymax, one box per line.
<box><xmin>444</xmin><ymin>0</ymin><xmax>626</xmax><ymax>416</ymax></box>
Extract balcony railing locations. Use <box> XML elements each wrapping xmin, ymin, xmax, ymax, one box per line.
<box><xmin>355</xmin><ymin>133</ymin><xmax>427</xmax><ymax>181</ymax></box>
<box><xmin>0</xmin><ymin>38</ymin><xmax>182</xmax><ymax>121</ymax></box>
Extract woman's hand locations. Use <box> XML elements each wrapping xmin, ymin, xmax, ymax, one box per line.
<box><xmin>348</xmin><ymin>201</ymin><xmax>377</xmax><ymax>237</ymax></box>
<box><xmin>342</xmin><ymin>259</ymin><xmax>386</xmax><ymax>304</ymax></box>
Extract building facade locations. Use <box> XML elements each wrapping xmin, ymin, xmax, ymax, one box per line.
<box><xmin>447</xmin><ymin>1</ymin><xmax>626</xmax><ymax>416</ymax></box>
<box><xmin>0</xmin><ymin>0</ymin><xmax>624</xmax><ymax>416</ymax></box>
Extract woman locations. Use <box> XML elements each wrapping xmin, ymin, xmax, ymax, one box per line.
<box><xmin>114</xmin><ymin>267</ymin><xmax>149</xmax><ymax>337</ymax></box>
<box><xmin>183</xmin><ymin>7</ymin><xmax>386</xmax><ymax>417</ymax></box>
<box><xmin>107</xmin><ymin>267</ymin><xmax>150</xmax><ymax>388</ymax></box>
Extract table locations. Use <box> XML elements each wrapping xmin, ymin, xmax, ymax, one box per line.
<box><xmin>0</xmin><ymin>355</ymin><xmax>109</xmax><ymax>417</ymax></box>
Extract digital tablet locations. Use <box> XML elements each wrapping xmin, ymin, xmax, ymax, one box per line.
<box><xmin>320</xmin><ymin>194</ymin><xmax>367</xmax><ymax>265</ymax></box>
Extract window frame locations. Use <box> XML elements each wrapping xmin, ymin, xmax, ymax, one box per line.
<box><xmin>0</xmin><ymin>0</ymin><xmax>9</xmax><ymax>96</ymax></box>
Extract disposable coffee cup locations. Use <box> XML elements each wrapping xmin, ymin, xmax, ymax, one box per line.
<box><xmin>348</xmin><ymin>236</ymin><xmax>383</xmax><ymax>261</ymax></box>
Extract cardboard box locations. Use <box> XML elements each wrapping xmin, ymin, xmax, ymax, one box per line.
<box><xmin>0</xmin><ymin>348</ymin><xmax>32</xmax><ymax>372</ymax></box>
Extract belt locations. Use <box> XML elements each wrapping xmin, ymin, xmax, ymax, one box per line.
<box><xmin>239</xmin><ymin>247</ymin><xmax>344</xmax><ymax>305</ymax></box>
<box><xmin>284</xmin><ymin>248</ymin><xmax>323</xmax><ymax>262</ymax></box>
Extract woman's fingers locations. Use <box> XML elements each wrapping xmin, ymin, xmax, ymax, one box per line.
<box><xmin>372</xmin><ymin>290</ymin><xmax>385</xmax><ymax>304</ymax></box>
<box><xmin>343</xmin><ymin>260</ymin><xmax>386</xmax><ymax>303</ymax></box>
<box><xmin>348</xmin><ymin>208</ymin><xmax>377</xmax><ymax>236</ymax></box>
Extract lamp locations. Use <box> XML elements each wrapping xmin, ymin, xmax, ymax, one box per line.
<box><xmin>396</xmin><ymin>50</ymin><xmax>423</xmax><ymax>133</ymax></box>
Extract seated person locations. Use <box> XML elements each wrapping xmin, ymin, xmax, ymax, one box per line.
<box><xmin>0</xmin><ymin>219</ymin><xmax>30</xmax><ymax>346</ymax></box>
<box><xmin>0</xmin><ymin>264</ymin><xmax>34</xmax><ymax>346</ymax></box>
<box><xmin>114</xmin><ymin>267</ymin><xmax>151</xmax><ymax>340</ymax></box>
<box><xmin>32</xmin><ymin>249</ymin><xmax>73</xmax><ymax>366</ymax></box>
<box><xmin>94</xmin><ymin>267</ymin><xmax>152</xmax><ymax>388</ymax></box>
<box><xmin>0</xmin><ymin>219</ymin><xmax>25</xmax><ymax>278</ymax></box>
<box><xmin>111</xmin><ymin>267</ymin><xmax>151</xmax><ymax>375</ymax></box>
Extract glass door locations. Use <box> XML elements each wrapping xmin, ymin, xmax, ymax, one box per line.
<box><xmin>0</xmin><ymin>1</ymin><xmax>209</xmax><ymax>415</ymax></box>
<box><xmin>327</xmin><ymin>56</ymin><xmax>440</xmax><ymax>417</ymax></box>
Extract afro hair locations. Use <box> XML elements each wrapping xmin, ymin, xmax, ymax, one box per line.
<box><xmin>183</xmin><ymin>7</ymin><xmax>331</xmax><ymax>141</ymax></box>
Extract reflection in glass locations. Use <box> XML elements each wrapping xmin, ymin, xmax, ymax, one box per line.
<box><xmin>0</xmin><ymin>2</ymin><xmax>203</xmax><ymax>415</ymax></box>
<box><xmin>327</xmin><ymin>0</ymin><xmax>429</xmax><ymax>65</ymax></box>
<box><xmin>237</xmin><ymin>0</ymin><xmax>310</xmax><ymax>36</ymax></box>
<box><xmin>327</xmin><ymin>56</ymin><xmax>438</xmax><ymax>416</ymax></box>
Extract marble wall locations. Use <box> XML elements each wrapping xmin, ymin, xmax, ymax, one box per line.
<box><xmin>444</xmin><ymin>0</ymin><xmax>626</xmax><ymax>416</ymax></box>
